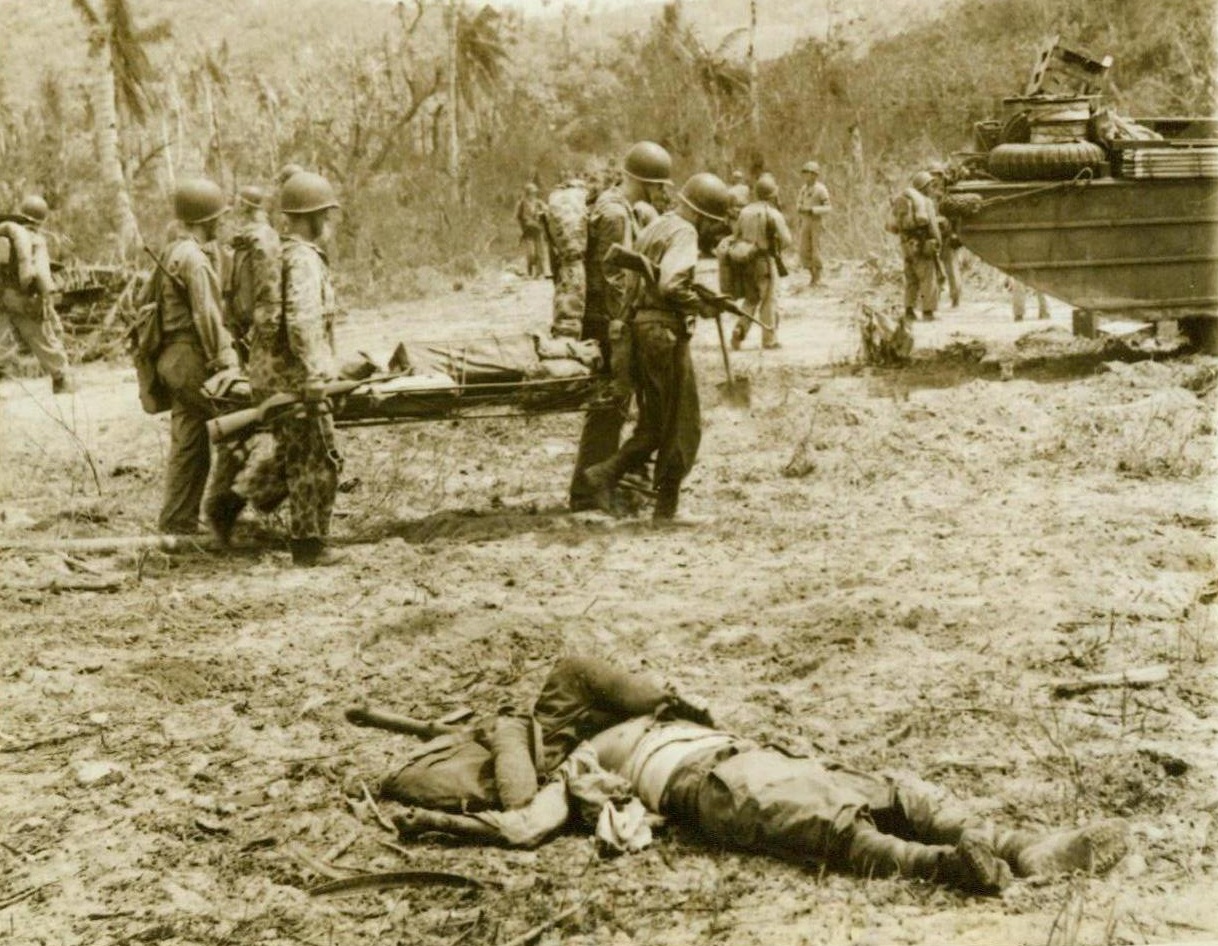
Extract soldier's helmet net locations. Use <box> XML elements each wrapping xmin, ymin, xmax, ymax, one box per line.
<box><xmin>238</xmin><ymin>185</ymin><xmax>269</xmax><ymax>210</ymax></box>
<box><xmin>911</xmin><ymin>170</ymin><xmax>935</xmax><ymax>192</ymax></box>
<box><xmin>623</xmin><ymin>141</ymin><xmax>673</xmax><ymax>185</ymax></box>
<box><xmin>173</xmin><ymin>179</ymin><xmax>228</xmax><ymax>225</ymax></box>
<box><xmin>280</xmin><ymin>173</ymin><xmax>340</xmax><ymax>215</ymax></box>
<box><xmin>802</xmin><ymin>161</ymin><xmax>821</xmax><ymax>175</ymax></box>
<box><xmin>677</xmin><ymin>173</ymin><xmax>730</xmax><ymax>223</ymax></box>
<box><xmin>17</xmin><ymin>195</ymin><xmax>49</xmax><ymax>224</ymax></box>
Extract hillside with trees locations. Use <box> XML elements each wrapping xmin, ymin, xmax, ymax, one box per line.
<box><xmin>1</xmin><ymin>0</ymin><xmax>1213</xmax><ymax>299</ymax></box>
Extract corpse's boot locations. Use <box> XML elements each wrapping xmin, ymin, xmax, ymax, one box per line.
<box><xmin>847</xmin><ymin>823</ymin><xmax>1009</xmax><ymax>895</ymax></box>
<box><xmin>985</xmin><ymin>821</ymin><xmax>1129</xmax><ymax>878</ymax></box>
<box><xmin>289</xmin><ymin>537</ymin><xmax>346</xmax><ymax>567</ymax></box>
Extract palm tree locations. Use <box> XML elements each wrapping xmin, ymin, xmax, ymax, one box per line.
<box><xmin>70</xmin><ymin>0</ymin><xmax>170</xmax><ymax>257</ymax></box>
<box><xmin>445</xmin><ymin>2</ymin><xmax>510</xmax><ymax>203</ymax></box>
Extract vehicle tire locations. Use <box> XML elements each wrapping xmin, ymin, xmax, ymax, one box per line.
<box><xmin>987</xmin><ymin>142</ymin><xmax>1108</xmax><ymax>181</ymax></box>
<box><xmin>1180</xmin><ymin>316</ymin><xmax>1218</xmax><ymax>355</ymax></box>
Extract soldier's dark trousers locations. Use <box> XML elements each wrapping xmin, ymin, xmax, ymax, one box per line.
<box><xmin>156</xmin><ymin>337</ymin><xmax>244</xmax><ymax>534</ymax></box>
<box><xmin>599</xmin><ymin>319</ymin><xmax>701</xmax><ymax>517</ymax></box>
<box><xmin>569</xmin><ymin>319</ymin><xmax>628</xmax><ymax>510</ymax></box>
<box><xmin>249</xmin><ymin>413</ymin><xmax>341</xmax><ymax>540</ymax></box>
<box><xmin>680</xmin><ymin>749</ymin><xmax>978</xmax><ymax>883</ymax></box>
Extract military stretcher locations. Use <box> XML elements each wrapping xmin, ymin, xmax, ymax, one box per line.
<box><xmin>206</xmin><ymin>331</ymin><xmax>611</xmax><ymax>444</ymax></box>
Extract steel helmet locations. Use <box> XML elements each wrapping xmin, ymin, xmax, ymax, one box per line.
<box><xmin>911</xmin><ymin>170</ymin><xmax>935</xmax><ymax>192</ymax></box>
<box><xmin>928</xmin><ymin>161</ymin><xmax>949</xmax><ymax>177</ymax></box>
<box><xmin>677</xmin><ymin>172</ymin><xmax>730</xmax><ymax>222</ymax></box>
<box><xmin>801</xmin><ymin>161</ymin><xmax>821</xmax><ymax>175</ymax></box>
<box><xmin>730</xmin><ymin>170</ymin><xmax>745</xmax><ymax>183</ymax></box>
<box><xmin>238</xmin><ymin>185</ymin><xmax>269</xmax><ymax>210</ymax></box>
<box><xmin>277</xmin><ymin>163</ymin><xmax>305</xmax><ymax>186</ymax></box>
<box><xmin>623</xmin><ymin>141</ymin><xmax>673</xmax><ymax>185</ymax></box>
<box><xmin>280</xmin><ymin>172</ymin><xmax>340</xmax><ymax>215</ymax></box>
<box><xmin>754</xmin><ymin>173</ymin><xmax>778</xmax><ymax>200</ymax></box>
<box><xmin>173</xmin><ymin>178</ymin><xmax>228</xmax><ymax>224</ymax></box>
<box><xmin>17</xmin><ymin>195</ymin><xmax>49</xmax><ymax>224</ymax></box>
<box><xmin>524</xmin><ymin>182</ymin><xmax>538</xmax><ymax>194</ymax></box>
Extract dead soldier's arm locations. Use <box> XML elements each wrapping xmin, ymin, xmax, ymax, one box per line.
<box><xmin>282</xmin><ymin>255</ymin><xmax>330</xmax><ymax>378</ymax></box>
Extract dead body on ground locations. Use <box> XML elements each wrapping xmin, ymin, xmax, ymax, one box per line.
<box><xmin>353</xmin><ymin>656</ymin><xmax>1129</xmax><ymax>897</ymax></box>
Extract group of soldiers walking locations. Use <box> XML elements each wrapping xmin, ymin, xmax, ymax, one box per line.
<box><xmin>137</xmin><ymin>167</ymin><xmax>346</xmax><ymax>565</ymax></box>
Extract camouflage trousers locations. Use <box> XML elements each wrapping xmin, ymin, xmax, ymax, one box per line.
<box><xmin>243</xmin><ymin>411</ymin><xmax>342</xmax><ymax>540</ymax></box>
<box><xmin>551</xmin><ymin>259</ymin><xmax>585</xmax><ymax>338</ymax></box>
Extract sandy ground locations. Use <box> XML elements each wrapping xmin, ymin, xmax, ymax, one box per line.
<box><xmin>1</xmin><ymin>262</ymin><xmax>1216</xmax><ymax>946</ymax></box>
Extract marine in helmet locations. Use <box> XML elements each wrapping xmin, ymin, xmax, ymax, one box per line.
<box><xmin>153</xmin><ymin>178</ymin><xmax>241</xmax><ymax>536</ymax></box>
<box><xmin>0</xmin><ymin>195</ymin><xmax>75</xmax><ymax>393</ymax></box>
<box><xmin>728</xmin><ymin>172</ymin><xmax>792</xmax><ymax>351</ymax></box>
<box><xmin>244</xmin><ymin>172</ymin><xmax>345</xmax><ymax>567</ymax></box>
<box><xmin>582</xmin><ymin>171</ymin><xmax>732</xmax><ymax>523</ymax></box>
<box><xmin>726</xmin><ymin>170</ymin><xmax>751</xmax><ymax>217</ymax></box>
<box><xmin>795</xmin><ymin>160</ymin><xmax>832</xmax><ymax>287</ymax></box>
<box><xmin>514</xmin><ymin>181</ymin><xmax>547</xmax><ymax>279</ymax></box>
<box><xmin>886</xmin><ymin>170</ymin><xmax>943</xmax><ymax>321</ymax></box>
<box><xmin>568</xmin><ymin>140</ymin><xmax>673</xmax><ymax>513</ymax></box>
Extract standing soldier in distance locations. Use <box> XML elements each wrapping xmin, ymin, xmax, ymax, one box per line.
<box><xmin>569</xmin><ymin>140</ymin><xmax>673</xmax><ymax>513</ymax></box>
<box><xmin>584</xmin><ymin>172</ymin><xmax>733</xmax><ymax>524</ymax></box>
<box><xmin>245</xmin><ymin>172</ymin><xmax>344</xmax><ymax>567</ymax></box>
<box><xmin>730</xmin><ymin>173</ymin><xmax>792</xmax><ymax>351</ymax></box>
<box><xmin>155</xmin><ymin>179</ymin><xmax>241</xmax><ymax>536</ymax></box>
<box><xmin>514</xmin><ymin>182</ymin><xmax>546</xmax><ymax>279</ymax></box>
<box><xmin>224</xmin><ymin>185</ymin><xmax>281</xmax><ymax>366</ymax></box>
<box><xmin>0</xmin><ymin>196</ymin><xmax>76</xmax><ymax>393</ymax></box>
<box><xmin>795</xmin><ymin>161</ymin><xmax>832</xmax><ymax>288</ymax></box>
<box><xmin>726</xmin><ymin>170</ymin><xmax>750</xmax><ymax>221</ymax></box>
<box><xmin>929</xmin><ymin>164</ymin><xmax>961</xmax><ymax>308</ymax></box>
<box><xmin>888</xmin><ymin>170</ymin><xmax>942</xmax><ymax>322</ymax></box>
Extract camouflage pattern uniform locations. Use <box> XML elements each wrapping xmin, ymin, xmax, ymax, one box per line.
<box><xmin>0</xmin><ymin>221</ymin><xmax>72</xmax><ymax>385</ymax></box>
<box><xmin>154</xmin><ymin>235</ymin><xmax>240</xmax><ymax>534</ymax></box>
<box><xmin>225</xmin><ymin>218</ymin><xmax>281</xmax><ymax>363</ymax></box>
<box><xmin>244</xmin><ymin>235</ymin><xmax>342</xmax><ymax>541</ymax></box>
<box><xmin>730</xmin><ymin>199</ymin><xmax>792</xmax><ymax>349</ymax></box>
<box><xmin>587</xmin><ymin>212</ymin><xmax>704</xmax><ymax>519</ymax></box>
<box><xmin>546</xmin><ymin>182</ymin><xmax>589</xmax><ymax>339</ymax></box>
<box><xmin>569</xmin><ymin>185</ymin><xmax>639</xmax><ymax>510</ymax></box>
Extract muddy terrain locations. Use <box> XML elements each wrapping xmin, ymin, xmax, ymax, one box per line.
<box><xmin>1</xmin><ymin>269</ymin><xmax>1215</xmax><ymax>946</ymax></box>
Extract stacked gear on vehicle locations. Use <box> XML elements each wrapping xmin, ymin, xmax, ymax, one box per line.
<box><xmin>964</xmin><ymin>37</ymin><xmax>1216</xmax><ymax>183</ymax></box>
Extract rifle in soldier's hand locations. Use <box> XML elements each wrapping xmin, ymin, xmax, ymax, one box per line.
<box><xmin>603</xmin><ymin>243</ymin><xmax>766</xmax><ymax>329</ymax></box>
<box><xmin>206</xmin><ymin>376</ymin><xmax>388</xmax><ymax>444</ymax></box>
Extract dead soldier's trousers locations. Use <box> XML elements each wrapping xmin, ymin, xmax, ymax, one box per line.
<box><xmin>666</xmin><ymin>747</ymin><xmax>975</xmax><ymax>881</ymax></box>
<box><xmin>246</xmin><ymin>412</ymin><xmax>341</xmax><ymax>540</ymax></box>
<box><xmin>0</xmin><ymin>292</ymin><xmax>70</xmax><ymax>378</ymax></box>
<box><xmin>597</xmin><ymin>318</ymin><xmax>700</xmax><ymax>516</ymax></box>
<box><xmin>155</xmin><ymin>338</ymin><xmax>244</xmax><ymax>534</ymax></box>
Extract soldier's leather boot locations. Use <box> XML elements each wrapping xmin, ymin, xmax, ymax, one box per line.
<box><xmin>582</xmin><ymin>460</ymin><xmax>626</xmax><ymax>518</ymax></box>
<box><xmin>51</xmin><ymin>374</ymin><xmax>77</xmax><ymax>394</ymax></box>
<box><xmin>290</xmin><ymin>538</ymin><xmax>346</xmax><ymax>567</ymax></box>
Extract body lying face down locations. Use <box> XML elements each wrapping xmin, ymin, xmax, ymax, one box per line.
<box><xmin>371</xmin><ymin>656</ymin><xmax>1128</xmax><ymax>895</ymax></box>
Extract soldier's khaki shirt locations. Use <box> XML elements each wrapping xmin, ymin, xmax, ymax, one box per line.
<box><xmin>796</xmin><ymin>181</ymin><xmax>831</xmax><ymax>217</ymax></box>
<box><xmin>160</xmin><ymin>235</ymin><xmax>238</xmax><ymax>371</ymax></box>
<box><xmin>248</xmin><ymin>235</ymin><xmax>335</xmax><ymax>394</ymax></box>
<box><xmin>735</xmin><ymin>201</ymin><xmax>793</xmax><ymax>253</ymax></box>
<box><xmin>632</xmin><ymin>212</ymin><xmax>701</xmax><ymax>324</ymax></box>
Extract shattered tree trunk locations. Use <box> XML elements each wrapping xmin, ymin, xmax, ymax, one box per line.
<box><xmin>91</xmin><ymin>39</ymin><xmax>142</xmax><ymax>258</ymax></box>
